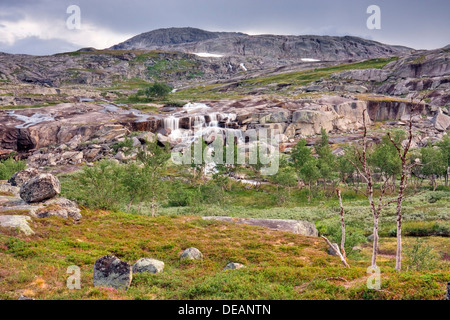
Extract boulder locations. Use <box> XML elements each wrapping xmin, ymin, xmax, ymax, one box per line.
<box><xmin>93</xmin><ymin>255</ymin><xmax>132</xmax><ymax>290</ymax></box>
<box><xmin>132</xmin><ymin>258</ymin><xmax>164</xmax><ymax>274</ymax></box>
<box><xmin>203</xmin><ymin>217</ymin><xmax>319</xmax><ymax>237</ymax></box>
<box><xmin>292</xmin><ymin>109</ymin><xmax>335</xmax><ymax>135</ymax></box>
<box><xmin>180</xmin><ymin>247</ymin><xmax>203</xmax><ymax>260</ymax></box>
<box><xmin>35</xmin><ymin>198</ymin><xmax>82</xmax><ymax>220</ymax></box>
<box><xmin>327</xmin><ymin>243</ymin><xmax>340</xmax><ymax>256</ymax></box>
<box><xmin>0</xmin><ymin>183</ymin><xmax>20</xmax><ymax>197</ymax></box>
<box><xmin>223</xmin><ymin>262</ymin><xmax>245</xmax><ymax>271</ymax></box>
<box><xmin>20</xmin><ymin>173</ymin><xmax>61</xmax><ymax>203</ymax></box>
<box><xmin>0</xmin><ymin>215</ymin><xmax>34</xmax><ymax>235</ymax></box>
<box><xmin>19</xmin><ymin>174</ymin><xmax>61</xmax><ymax>203</ymax></box>
<box><xmin>114</xmin><ymin>151</ymin><xmax>128</xmax><ymax>161</ymax></box>
<box><xmin>8</xmin><ymin>168</ymin><xmax>40</xmax><ymax>187</ymax></box>
<box><xmin>432</xmin><ymin>108</ymin><xmax>450</xmax><ymax>131</ymax></box>
<box><xmin>137</xmin><ymin>132</ymin><xmax>156</xmax><ymax>144</ymax></box>
<box><xmin>67</xmin><ymin>134</ymin><xmax>83</xmax><ymax>149</ymax></box>
<box><xmin>83</xmin><ymin>147</ymin><xmax>101</xmax><ymax>162</ymax></box>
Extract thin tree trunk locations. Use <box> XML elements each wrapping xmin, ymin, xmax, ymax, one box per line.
<box><xmin>337</xmin><ymin>189</ymin><xmax>346</xmax><ymax>259</ymax></box>
<box><xmin>395</xmin><ymin>171</ymin><xmax>407</xmax><ymax>271</ymax></box>
<box><xmin>308</xmin><ymin>182</ymin><xmax>312</xmax><ymax>202</ymax></box>
<box><xmin>372</xmin><ymin>214</ymin><xmax>379</xmax><ymax>267</ymax></box>
<box><xmin>322</xmin><ymin>236</ymin><xmax>350</xmax><ymax>268</ymax></box>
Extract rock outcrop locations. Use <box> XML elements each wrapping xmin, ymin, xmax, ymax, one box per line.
<box><xmin>180</xmin><ymin>247</ymin><xmax>203</xmax><ymax>260</ymax></box>
<box><xmin>0</xmin><ymin>215</ymin><xmax>34</xmax><ymax>235</ymax></box>
<box><xmin>432</xmin><ymin>108</ymin><xmax>450</xmax><ymax>131</ymax></box>
<box><xmin>8</xmin><ymin>168</ymin><xmax>40</xmax><ymax>187</ymax></box>
<box><xmin>132</xmin><ymin>258</ymin><xmax>165</xmax><ymax>274</ymax></box>
<box><xmin>202</xmin><ymin>217</ymin><xmax>319</xmax><ymax>237</ymax></box>
<box><xmin>35</xmin><ymin>198</ymin><xmax>82</xmax><ymax>220</ymax></box>
<box><xmin>20</xmin><ymin>174</ymin><xmax>61</xmax><ymax>203</ymax></box>
<box><xmin>111</xmin><ymin>27</ymin><xmax>411</xmax><ymax>62</ymax></box>
<box><xmin>93</xmin><ymin>255</ymin><xmax>133</xmax><ymax>290</ymax></box>
<box><xmin>223</xmin><ymin>262</ymin><xmax>245</xmax><ymax>271</ymax></box>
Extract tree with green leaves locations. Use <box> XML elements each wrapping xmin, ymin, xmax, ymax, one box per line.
<box><xmin>291</xmin><ymin>139</ymin><xmax>313</xmax><ymax>188</ymax></box>
<box><xmin>189</xmin><ymin>137</ymin><xmax>209</xmax><ymax>187</ymax></box>
<box><xmin>315</xmin><ymin>128</ymin><xmax>337</xmax><ymax>189</ymax></box>
<box><xmin>437</xmin><ymin>136</ymin><xmax>450</xmax><ymax>186</ymax></box>
<box><xmin>269</xmin><ymin>157</ymin><xmax>298</xmax><ymax>204</ymax></box>
<box><xmin>136</xmin><ymin>138</ymin><xmax>171</xmax><ymax>216</ymax></box>
<box><xmin>299</xmin><ymin>158</ymin><xmax>321</xmax><ymax>202</ymax></box>
<box><xmin>144</xmin><ymin>82</ymin><xmax>172</xmax><ymax>100</ymax></box>
<box><xmin>369</xmin><ymin>131</ymin><xmax>404</xmax><ymax>191</ymax></box>
<box><xmin>420</xmin><ymin>143</ymin><xmax>447</xmax><ymax>191</ymax></box>
<box><xmin>337</xmin><ymin>152</ymin><xmax>356</xmax><ymax>185</ymax></box>
<box><xmin>386</xmin><ymin>118</ymin><xmax>416</xmax><ymax>271</ymax></box>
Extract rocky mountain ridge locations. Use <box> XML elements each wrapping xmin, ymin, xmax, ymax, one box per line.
<box><xmin>110</xmin><ymin>27</ymin><xmax>412</xmax><ymax>62</ymax></box>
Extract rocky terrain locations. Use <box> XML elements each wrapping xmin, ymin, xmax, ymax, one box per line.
<box><xmin>111</xmin><ymin>27</ymin><xmax>412</xmax><ymax>62</ymax></box>
<box><xmin>0</xmin><ymin>28</ymin><xmax>449</xmax><ymax>301</ymax></box>
<box><xmin>0</xmin><ymin>29</ymin><xmax>448</xmax><ymax>177</ymax></box>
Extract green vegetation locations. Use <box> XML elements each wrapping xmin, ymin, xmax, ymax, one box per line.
<box><xmin>0</xmin><ymin>158</ymin><xmax>26</xmax><ymax>180</ymax></box>
<box><xmin>171</xmin><ymin>57</ymin><xmax>398</xmax><ymax>100</ymax></box>
<box><xmin>147</xmin><ymin>58</ymin><xmax>203</xmax><ymax>81</ymax></box>
<box><xmin>139</xmin><ymin>82</ymin><xmax>173</xmax><ymax>100</ymax></box>
<box><xmin>0</xmin><ymin>209</ymin><xmax>448</xmax><ymax>300</ymax></box>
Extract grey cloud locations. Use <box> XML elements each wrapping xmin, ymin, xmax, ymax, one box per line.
<box><xmin>0</xmin><ymin>36</ymin><xmax>80</xmax><ymax>56</ymax></box>
<box><xmin>0</xmin><ymin>0</ymin><xmax>449</xmax><ymax>55</ymax></box>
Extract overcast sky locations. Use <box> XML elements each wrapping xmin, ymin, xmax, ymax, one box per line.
<box><xmin>0</xmin><ymin>0</ymin><xmax>449</xmax><ymax>55</ymax></box>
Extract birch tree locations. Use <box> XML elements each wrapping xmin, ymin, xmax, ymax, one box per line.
<box><xmin>346</xmin><ymin>110</ymin><xmax>397</xmax><ymax>268</ymax></box>
<box><xmin>387</xmin><ymin>112</ymin><xmax>417</xmax><ymax>271</ymax></box>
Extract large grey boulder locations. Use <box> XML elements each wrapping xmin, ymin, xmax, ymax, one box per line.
<box><xmin>202</xmin><ymin>217</ymin><xmax>319</xmax><ymax>237</ymax></box>
<box><xmin>8</xmin><ymin>168</ymin><xmax>40</xmax><ymax>187</ymax></box>
<box><xmin>132</xmin><ymin>258</ymin><xmax>164</xmax><ymax>274</ymax></box>
<box><xmin>0</xmin><ymin>215</ymin><xmax>34</xmax><ymax>235</ymax></box>
<box><xmin>180</xmin><ymin>247</ymin><xmax>203</xmax><ymax>260</ymax></box>
<box><xmin>19</xmin><ymin>174</ymin><xmax>61</xmax><ymax>203</ymax></box>
<box><xmin>93</xmin><ymin>255</ymin><xmax>132</xmax><ymax>290</ymax></box>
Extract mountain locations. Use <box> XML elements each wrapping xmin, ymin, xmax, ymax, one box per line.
<box><xmin>110</xmin><ymin>27</ymin><xmax>413</xmax><ymax>62</ymax></box>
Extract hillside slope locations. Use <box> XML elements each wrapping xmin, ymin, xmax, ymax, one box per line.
<box><xmin>110</xmin><ymin>27</ymin><xmax>412</xmax><ymax>61</ymax></box>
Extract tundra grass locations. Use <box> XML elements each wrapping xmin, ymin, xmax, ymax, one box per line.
<box><xmin>0</xmin><ymin>209</ymin><xmax>448</xmax><ymax>300</ymax></box>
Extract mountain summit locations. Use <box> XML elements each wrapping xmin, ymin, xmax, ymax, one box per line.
<box><xmin>110</xmin><ymin>27</ymin><xmax>412</xmax><ymax>61</ymax></box>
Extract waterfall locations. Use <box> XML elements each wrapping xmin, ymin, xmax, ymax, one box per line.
<box><xmin>162</xmin><ymin>103</ymin><xmax>246</xmax><ymax>151</ymax></box>
<box><xmin>208</xmin><ymin>113</ymin><xmax>219</xmax><ymax>127</ymax></box>
<box><xmin>191</xmin><ymin>115</ymin><xmax>206</xmax><ymax>128</ymax></box>
<box><xmin>163</xmin><ymin>116</ymin><xmax>179</xmax><ymax>131</ymax></box>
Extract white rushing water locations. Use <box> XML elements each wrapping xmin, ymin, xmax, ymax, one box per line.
<box><xmin>100</xmin><ymin>103</ymin><xmax>152</xmax><ymax>122</ymax></box>
<box><xmin>163</xmin><ymin>103</ymin><xmax>244</xmax><ymax>143</ymax></box>
<box><xmin>6</xmin><ymin>110</ymin><xmax>55</xmax><ymax>129</ymax></box>
<box><xmin>164</xmin><ymin>102</ymin><xmax>279</xmax><ymax>177</ymax></box>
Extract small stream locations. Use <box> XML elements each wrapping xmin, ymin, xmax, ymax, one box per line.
<box><xmin>6</xmin><ymin>110</ymin><xmax>55</xmax><ymax>129</ymax></box>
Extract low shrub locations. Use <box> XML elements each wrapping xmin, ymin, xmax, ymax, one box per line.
<box><xmin>388</xmin><ymin>221</ymin><xmax>450</xmax><ymax>237</ymax></box>
<box><xmin>0</xmin><ymin>157</ymin><xmax>26</xmax><ymax>180</ymax></box>
<box><xmin>405</xmin><ymin>238</ymin><xmax>440</xmax><ymax>271</ymax></box>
